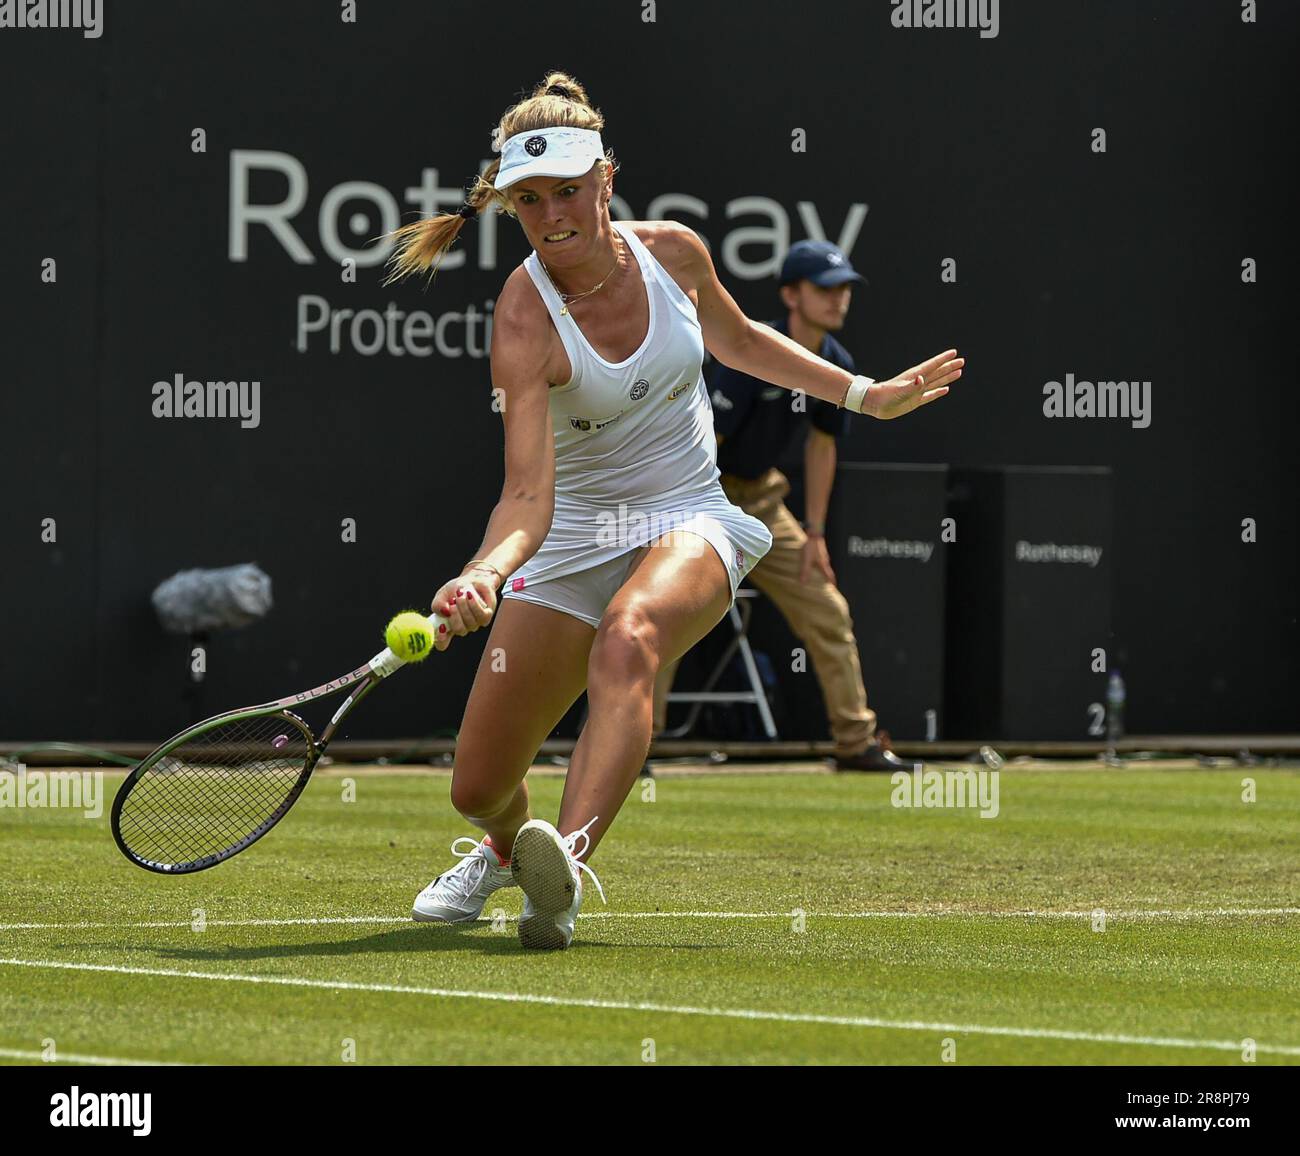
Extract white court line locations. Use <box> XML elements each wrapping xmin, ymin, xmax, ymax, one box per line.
<box><xmin>1</xmin><ymin>907</ymin><xmax>1297</xmax><ymax>931</ymax></box>
<box><xmin>0</xmin><ymin>956</ymin><xmax>1295</xmax><ymax>1057</ymax></box>
<box><xmin>0</xmin><ymin>1046</ymin><xmax>192</xmax><ymax>1067</ymax></box>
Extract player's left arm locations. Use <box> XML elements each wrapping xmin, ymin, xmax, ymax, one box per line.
<box><xmin>666</xmin><ymin>222</ymin><xmax>964</xmax><ymax>419</ymax></box>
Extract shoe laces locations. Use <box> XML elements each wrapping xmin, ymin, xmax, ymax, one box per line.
<box><xmin>438</xmin><ymin>836</ymin><xmax>496</xmax><ymax>901</ymax></box>
<box><xmin>561</xmin><ymin>816</ymin><xmax>607</xmax><ymax>905</ymax></box>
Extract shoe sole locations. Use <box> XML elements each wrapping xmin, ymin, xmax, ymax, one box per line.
<box><xmin>511</xmin><ymin>822</ymin><xmax>576</xmax><ymax>950</ymax></box>
<box><xmin>411</xmin><ymin>907</ymin><xmax>480</xmax><ymax>924</ymax></box>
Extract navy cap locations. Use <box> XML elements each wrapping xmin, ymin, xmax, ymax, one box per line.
<box><xmin>779</xmin><ymin>240</ymin><xmax>867</xmax><ymax>288</ymax></box>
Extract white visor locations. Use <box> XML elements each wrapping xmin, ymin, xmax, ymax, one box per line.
<box><xmin>493</xmin><ymin>126</ymin><xmax>605</xmax><ymax>191</ymax></box>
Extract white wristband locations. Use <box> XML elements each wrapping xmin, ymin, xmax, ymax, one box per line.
<box><xmin>842</xmin><ymin>375</ymin><xmax>875</xmax><ymax>414</ymax></box>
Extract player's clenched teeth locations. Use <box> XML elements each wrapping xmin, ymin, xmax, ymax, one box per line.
<box><xmin>545</xmin><ymin>230</ymin><xmax>577</xmax><ymax>243</ymax></box>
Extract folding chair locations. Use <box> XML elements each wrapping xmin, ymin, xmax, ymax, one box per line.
<box><xmin>658</xmin><ymin>585</ymin><xmax>778</xmax><ymax>739</ymax></box>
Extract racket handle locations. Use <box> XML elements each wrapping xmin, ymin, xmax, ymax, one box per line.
<box><xmin>368</xmin><ymin>611</ymin><xmax>450</xmax><ymax>678</ymax></box>
<box><xmin>424</xmin><ymin>610</ymin><xmax>450</xmax><ymax>644</ymax></box>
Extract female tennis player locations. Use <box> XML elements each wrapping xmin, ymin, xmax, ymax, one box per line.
<box><xmin>385</xmin><ymin>73</ymin><xmax>962</xmax><ymax>949</ymax></box>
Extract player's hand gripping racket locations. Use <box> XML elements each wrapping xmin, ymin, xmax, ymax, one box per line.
<box><xmin>111</xmin><ymin>611</ymin><xmax>447</xmax><ymax>874</ymax></box>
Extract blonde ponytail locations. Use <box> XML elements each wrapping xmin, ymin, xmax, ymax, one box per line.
<box><xmin>381</xmin><ymin>165</ymin><xmax>500</xmax><ymax>287</ymax></box>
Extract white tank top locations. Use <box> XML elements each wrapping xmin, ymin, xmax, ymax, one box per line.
<box><xmin>523</xmin><ymin>221</ymin><xmax>721</xmax><ymax>509</ymax></box>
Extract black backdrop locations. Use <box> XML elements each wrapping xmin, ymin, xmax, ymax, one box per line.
<box><xmin>1</xmin><ymin>0</ymin><xmax>1295</xmax><ymax>741</ymax></box>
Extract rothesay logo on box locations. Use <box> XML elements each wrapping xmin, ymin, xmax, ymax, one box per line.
<box><xmin>846</xmin><ymin>535</ymin><xmax>935</xmax><ymax>563</ymax></box>
<box><xmin>50</xmin><ymin>1086</ymin><xmax>151</xmax><ymax>1137</ymax></box>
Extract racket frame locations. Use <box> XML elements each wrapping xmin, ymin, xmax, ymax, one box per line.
<box><xmin>111</xmin><ymin>618</ymin><xmax>441</xmax><ymax>874</ymax></box>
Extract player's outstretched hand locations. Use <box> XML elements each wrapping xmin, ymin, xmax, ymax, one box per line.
<box><xmin>430</xmin><ymin>572</ymin><xmax>498</xmax><ymax>650</ymax></box>
<box><xmin>868</xmin><ymin>349</ymin><xmax>964</xmax><ymax>419</ymax></box>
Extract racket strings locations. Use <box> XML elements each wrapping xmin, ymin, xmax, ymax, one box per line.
<box><xmin>117</xmin><ymin>713</ymin><xmax>312</xmax><ymax>869</ymax></box>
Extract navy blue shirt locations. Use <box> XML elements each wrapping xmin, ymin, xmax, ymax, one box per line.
<box><xmin>710</xmin><ymin>317</ymin><xmax>854</xmax><ymax>480</ymax></box>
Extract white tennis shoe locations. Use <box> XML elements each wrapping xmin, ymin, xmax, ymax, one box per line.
<box><xmin>412</xmin><ymin>835</ymin><xmax>516</xmax><ymax>923</ymax></box>
<box><xmin>512</xmin><ymin>816</ymin><xmax>606</xmax><ymax>949</ymax></box>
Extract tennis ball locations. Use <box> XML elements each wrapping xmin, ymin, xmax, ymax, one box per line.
<box><xmin>385</xmin><ymin>611</ymin><xmax>435</xmax><ymax>663</ymax></box>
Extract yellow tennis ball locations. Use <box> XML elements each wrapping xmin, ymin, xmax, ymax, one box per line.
<box><xmin>385</xmin><ymin>611</ymin><xmax>434</xmax><ymax>663</ymax></box>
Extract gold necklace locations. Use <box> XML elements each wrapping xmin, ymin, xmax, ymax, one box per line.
<box><xmin>541</xmin><ymin>234</ymin><xmax>625</xmax><ymax>315</ymax></box>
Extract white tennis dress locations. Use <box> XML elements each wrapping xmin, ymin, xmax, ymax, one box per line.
<box><xmin>498</xmin><ymin>220</ymin><xmax>773</xmax><ymax>629</ymax></box>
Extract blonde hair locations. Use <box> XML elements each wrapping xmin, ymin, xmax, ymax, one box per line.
<box><xmin>382</xmin><ymin>72</ymin><xmax>618</xmax><ymax>286</ymax></box>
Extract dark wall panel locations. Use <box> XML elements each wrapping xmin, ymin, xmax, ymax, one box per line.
<box><xmin>0</xmin><ymin>34</ymin><xmax>102</xmax><ymax>737</ymax></box>
<box><xmin>1</xmin><ymin>0</ymin><xmax>1295</xmax><ymax>741</ymax></box>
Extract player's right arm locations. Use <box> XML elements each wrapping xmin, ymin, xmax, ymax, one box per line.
<box><xmin>432</xmin><ymin>269</ymin><xmax>557</xmax><ymax>644</ymax></box>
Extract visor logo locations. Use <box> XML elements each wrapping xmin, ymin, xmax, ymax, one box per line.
<box><xmin>524</xmin><ymin>136</ymin><xmax>548</xmax><ymax>156</ymax></box>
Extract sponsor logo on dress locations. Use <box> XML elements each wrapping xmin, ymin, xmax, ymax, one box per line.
<box><xmin>735</xmin><ymin>547</ymin><xmax>745</xmax><ymax>570</ymax></box>
<box><xmin>524</xmin><ymin>135</ymin><xmax>548</xmax><ymax>156</ymax></box>
<box><xmin>669</xmin><ymin>380</ymin><xmax>691</xmax><ymax>399</ymax></box>
<box><xmin>629</xmin><ymin>379</ymin><xmax>650</xmax><ymax>401</ymax></box>
<box><xmin>569</xmin><ymin>413</ymin><xmax>624</xmax><ymax>432</ymax></box>
<box><xmin>760</xmin><ymin>386</ymin><xmax>783</xmax><ymax>401</ymax></box>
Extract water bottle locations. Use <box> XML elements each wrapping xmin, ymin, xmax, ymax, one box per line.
<box><xmin>1105</xmin><ymin>670</ymin><xmax>1126</xmax><ymax>758</ymax></box>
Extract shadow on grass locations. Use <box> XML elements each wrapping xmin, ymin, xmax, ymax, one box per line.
<box><xmin>54</xmin><ymin>923</ymin><xmax>723</xmax><ymax>960</ymax></box>
<box><xmin>143</xmin><ymin>927</ymin><xmax>577</xmax><ymax>959</ymax></box>
<box><xmin>99</xmin><ymin>925</ymin><xmax>636</xmax><ymax>960</ymax></box>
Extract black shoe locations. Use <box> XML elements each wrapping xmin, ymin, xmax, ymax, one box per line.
<box><xmin>834</xmin><ymin>740</ymin><xmax>920</xmax><ymax>773</ymax></box>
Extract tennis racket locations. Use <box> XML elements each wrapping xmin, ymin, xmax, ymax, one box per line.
<box><xmin>111</xmin><ymin>611</ymin><xmax>448</xmax><ymax>874</ymax></box>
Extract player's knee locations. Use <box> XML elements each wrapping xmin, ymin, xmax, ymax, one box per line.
<box><xmin>449</xmin><ymin>773</ymin><xmax>514</xmax><ymax>821</ymax></box>
<box><xmin>590</xmin><ymin>605</ymin><xmax>659</xmax><ymax>687</ymax></box>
